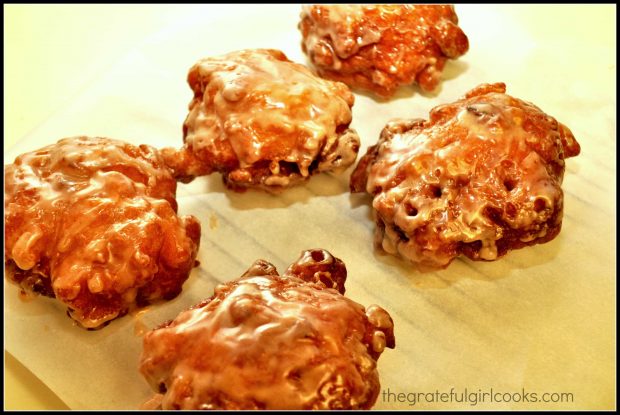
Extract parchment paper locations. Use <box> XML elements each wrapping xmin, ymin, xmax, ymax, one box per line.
<box><xmin>4</xmin><ymin>5</ymin><xmax>615</xmax><ymax>410</ymax></box>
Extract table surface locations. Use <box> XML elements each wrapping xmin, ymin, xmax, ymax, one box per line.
<box><xmin>4</xmin><ymin>4</ymin><xmax>616</xmax><ymax>410</ymax></box>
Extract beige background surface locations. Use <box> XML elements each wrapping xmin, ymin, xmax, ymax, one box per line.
<box><xmin>4</xmin><ymin>4</ymin><xmax>616</xmax><ymax>410</ymax></box>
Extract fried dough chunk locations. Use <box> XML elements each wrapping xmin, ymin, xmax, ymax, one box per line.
<box><xmin>162</xmin><ymin>49</ymin><xmax>360</xmax><ymax>192</ymax></box>
<box><xmin>351</xmin><ymin>83</ymin><xmax>581</xmax><ymax>268</ymax></box>
<box><xmin>140</xmin><ymin>249</ymin><xmax>395</xmax><ymax>410</ymax></box>
<box><xmin>300</xmin><ymin>4</ymin><xmax>469</xmax><ymax>98</ymax></box>
<box><xmin>4</xmin><ymin>137</ymin><xmax>201</xmax><ymax>328</ymax></box>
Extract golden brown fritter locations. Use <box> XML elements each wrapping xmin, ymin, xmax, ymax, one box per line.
<box><xmin>161</xmin><ymin>48</ymin><xmax>360</xmax><ymax>192</ymax></box>
<box><xmin>139</xmin><ymin>249</ymin><xmax>395</xmax><ymax>410</ymax></box>
<box><xmin>4</xmin><ymin>136</ymin><xmax>201</xmax><ymax>328</ymax></box>
<box><xmin>300</xmin><ymin>5</ymin><xmax>469</xmax><ymax>98</ymax></box>
<box><xmin>351</xmin><ymin>83</ymin><xmax>581</xmax><ymax>268</ymax></box>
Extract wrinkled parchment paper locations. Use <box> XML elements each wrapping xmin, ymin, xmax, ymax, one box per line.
<box><xmin>5</xmin><ymin>5</ymin><xmax>615</xmax><ymax>410</ymax></box>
